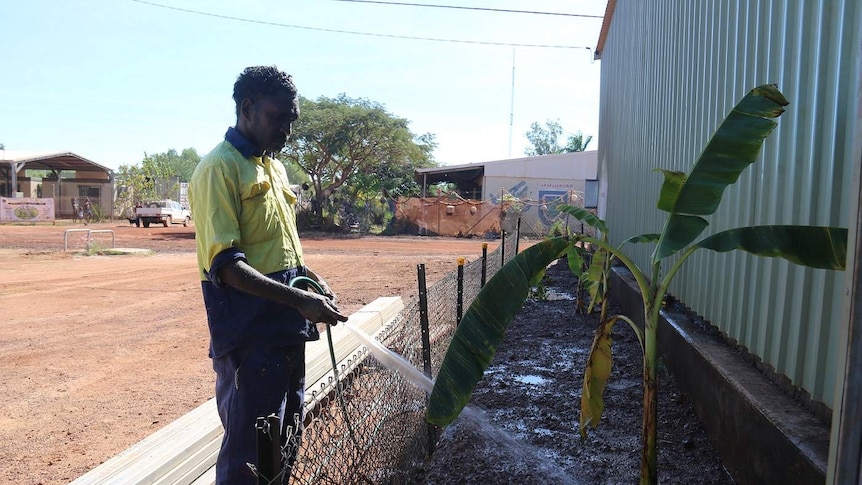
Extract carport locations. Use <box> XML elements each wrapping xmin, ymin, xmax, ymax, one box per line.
<box><xmin>416</xmin><ymin>163</ymin><xmax>484</xmax><ymax>199</ymax></box>
<box><xmin>0</xmin><ymin>151</ymin><xmax>114</xmax><ymax>219</ymax></box>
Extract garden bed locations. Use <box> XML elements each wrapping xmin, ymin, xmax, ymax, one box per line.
<box><xmin>418</xmin><ymin>258</ymin><xmax>734</xmax><ymax>484</ymax></box>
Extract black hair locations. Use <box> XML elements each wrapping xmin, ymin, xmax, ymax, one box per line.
<box><xmin>232</xmin><ymin>65</ymin><xmax>297</xmax><ymax>117</ymax></box>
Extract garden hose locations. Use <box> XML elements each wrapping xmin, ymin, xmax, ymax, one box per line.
<box><xmin>288</xmin><ymin>276</ymin><xmax>360</xmax><ymax>448</ymax></box>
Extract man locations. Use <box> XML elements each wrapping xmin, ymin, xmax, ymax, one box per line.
<box><xmin>82</xmin><ymin>197</ymin><xmax>92</xmax><ymax>225</ymax></box>
<box><xmin>71</xmin><ymin>196</ymin><xmax>79</xmax><ymax>223</ymax></box>
<box><xmin>189</xmin><ymin>65</ymin><xmax>347</xmax><ymax>485</ymax></box>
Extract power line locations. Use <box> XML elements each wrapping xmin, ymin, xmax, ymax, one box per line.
<box><xmin>130</xmin><ymin>0</ymin><xmax>592</xmax><ymax>50</ymax></box>
<box><xmin>332</xmin><ymin>0</ymin><xmax>605</xmax><ymax>19</ymax></box>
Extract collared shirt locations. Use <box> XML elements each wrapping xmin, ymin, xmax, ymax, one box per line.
<box><xmin>189</xmin><ymin>127</ymin><xmax>317</xmax><ymax>358</ymax></box>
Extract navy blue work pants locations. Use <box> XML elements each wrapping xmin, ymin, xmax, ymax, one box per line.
<box><xmin>213</xmin><ymin>344</ymin><xmax>306</xmax><ymax>485</ymax></box>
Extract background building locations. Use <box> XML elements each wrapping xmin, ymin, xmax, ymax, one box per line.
<box><xmin>411</xmin><ymin>151</ymin><xmax>597</xmax><ymax>237</ymax></box>
<box><xmin>0</xmin><ymin>151</ymin><xmax>113</xmax><ymax>221</ymax></box>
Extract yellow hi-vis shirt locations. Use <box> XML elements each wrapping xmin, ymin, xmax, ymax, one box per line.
<box><xmin>189</xmin><ymin>137</ymin><xmax>304</xmax><ymax>282</ymax></box>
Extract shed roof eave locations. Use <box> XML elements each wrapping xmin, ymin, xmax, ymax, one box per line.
<box><xmin>594</xmin><ymin>0</ymin><xmax>619</xmax><ymax>60</ymax></box>
<box><xmin>0</xmin><ymin>151</ymin><xmax>113</xmax><ymax>174</ymax></box>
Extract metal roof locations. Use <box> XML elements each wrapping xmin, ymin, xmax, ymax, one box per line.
<box><xmin>0</xmin><ymin>151</ymin><xmax>113</xmax><ymax>174</ymax></box>
<box><xmin>415</xmin><ymin>163</ymin><xmax>484</xmax><ymax>186</ymax></box>
<box><xmin>415</xmin><ymin>151</ymin><xmax>597</xmax><ymax>184</ymax></box>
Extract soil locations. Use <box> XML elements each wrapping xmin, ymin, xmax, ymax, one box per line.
<box><xmin>418</xmin><ymin>259</ymin><xmax>735</xmax><ymax>484</ymax></box>
<box><xmin>0</xmin><ymin>221</ymin><xmax>733</xmax><ymax>484</ymax></box>
<box><xmin>0</xmin><ymin>221</ymin><xmax>500</xmax><ymax>485</ymax></box>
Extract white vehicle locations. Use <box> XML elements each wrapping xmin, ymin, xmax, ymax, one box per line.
<box><xmin>133</xmin><ymin>199</ymin><xmax>192</xmax><ymax>228</ymax></box>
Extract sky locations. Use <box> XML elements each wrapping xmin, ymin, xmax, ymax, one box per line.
<box><xmin>0</xmin><ymin>0</ymin><xmax>607</xmax><ymax>171</ymax></box>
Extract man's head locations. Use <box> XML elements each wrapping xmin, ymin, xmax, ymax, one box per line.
<box><xmin>233</xmin><ymin>66</ymin><xmax>299</xmax><ymax>153</ymax></box>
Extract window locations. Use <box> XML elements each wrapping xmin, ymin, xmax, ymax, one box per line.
<box><xmin>78</xmin><ymin>186</ymin><xmax>100</xmax><ymax>199</ymax></box>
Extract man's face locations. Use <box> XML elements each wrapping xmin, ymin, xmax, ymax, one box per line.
<box><xmin>243</xmin><ymin>91</ymin><xmax>299</xmax><ymax>153</ymax></box>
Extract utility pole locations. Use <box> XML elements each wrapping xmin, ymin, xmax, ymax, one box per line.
<box><xmin>508</xmin><ymin>49</ymin><xmax>515</xmax><ymax>158</ymax></box>
<box><xmin>0</xmin><ymin>144</ymin><xmax>7</xmax><ymax>197</ymax></box>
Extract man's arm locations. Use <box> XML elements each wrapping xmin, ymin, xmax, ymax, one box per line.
<box><xmin>218</xmin><ymin>260</ymin><xmax>347</xmax><ymax>326</ymax></box>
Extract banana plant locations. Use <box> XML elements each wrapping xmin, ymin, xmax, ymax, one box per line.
<box><xmin>425</xmin><ymin>84</ymin><xmax>848</xmax><ymax>485</ymax></box>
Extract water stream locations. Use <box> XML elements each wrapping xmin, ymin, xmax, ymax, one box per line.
<box><xmin>343</xmin><ymin>323</ymin><xmax>434</xmax><ymax>393</ymax></box>
<box><xmin>342</xmin><ymin>323</ymin><xmax>580</xmax><ymax>484</ymax></box>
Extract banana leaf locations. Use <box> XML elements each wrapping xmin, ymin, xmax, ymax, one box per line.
<box><xmin>426</xmin><ymin>237</ymin><xmax>572</xmax><ymax>426</ymax></box>
<box><xmin>623</xmin><ymin>233</ymin><xmax>661</xmax><ymax>245</ymax></box>
<box><xmin>585</xmin><ymin>247</ymin><xmax>608</xmax><ymax>314</ymax></box>
<box><xmin>696</xmin><ymin>225</ymin><xmax>848</xmax><ymax>270</ymax></box>
<box><xmin>580</xmin><ymin>314</ymin><xmax>637</xmax><ymax>438</ymax></box>
<box><xmin>655</xmin><ymin>170</ymin><xmax>687</xmax><ymax>213</ymax></box>
<box><xmin>558</xmin><ymin>204</ymin><xmax>608</xmax><ymax>234</ymax></box>
<box><xmin>567</xmin><ymin>245</ymin><xmax>585</xmax><ymax>277</ymax></box>
<box><xmin>653</xmin><ymin>84</ymin><xmax>789</xmax><ymax>263</ymax></box>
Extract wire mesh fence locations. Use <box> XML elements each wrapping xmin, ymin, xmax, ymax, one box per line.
<box><xmin>284</xmin><ymin>230</ymin><xmax>521</xmax><ymax>484</ymax></box>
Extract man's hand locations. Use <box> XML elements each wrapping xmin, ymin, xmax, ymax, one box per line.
<box><xmin>296</xmin><ymin>289</ymin><xmax>347</xmax><ymax>326</ymax></box>
<box><xmin>218</xmin><ymin>260</ymin><xmax>347</xmax><ymax>324</ymax></box>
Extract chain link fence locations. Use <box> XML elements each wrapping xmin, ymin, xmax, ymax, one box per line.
<box><xmin>280</xmin><ymin>231</ymin><xmax>520</xmax><ymax>484</ymax></box>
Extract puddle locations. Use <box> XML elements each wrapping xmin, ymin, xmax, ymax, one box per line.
<box><xmin>545</xmin><ymin>288</ymin><xmax>575</xmax><ymax>301</ymax></box>
<box><xmin>514</xmin><ymin>374</ymin><xmax>548</xmax><ymax>386</ymax></box>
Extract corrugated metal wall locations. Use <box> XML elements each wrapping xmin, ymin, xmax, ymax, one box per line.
<box><xmin>599</xmin><ymin>0</ymin><xmax>861</xmax><ymax>407</ymax></box>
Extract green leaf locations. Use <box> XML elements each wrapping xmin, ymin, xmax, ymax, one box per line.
<box><xmin>586</xmin><ymin>248</ymin><xmax>608</xmax><ymax>314</ymax></box>
<box><xmin>567</xmin><ymin>245</ymin><xmax>585</xmax><ymax>277</ymax></box>
<box><xmin>653</xmin><ymin>214</ymin><xmax>710</xmax><ymax>261</ymax></box>
<box><xmin>580</xmin><ymin>315</ymin><xmax>619</xmax><ymax>438</ymax></box>
<box><xmin>557</xmin><ymin>204</ymin><xmax>608</xmax><ymax>234</ymax></box>
<box><xmin>696</xmin><ymin>225</ymin><xmax>848</xmax><ymax>270</ymax></box>
<box><xmin>426</xmin><ymin>237</ymin><xmax>572</xmax><ymax>426</ymax></box>
<box><xmin>622</xmin><ymin>233</ymin><xmax>661</xmax><ymax>245</ymax></box>
<box><xmin>653</xmin><ymin>84</ymin><xmax>789</xmax><ymax>263</ymax></box>
<box><xmin>674</xmin><ymin>85</ymin><xmax>788</xmax><ymax>216</ymax></box>
<box><xmin>656</xmin><ymin>170</ymin><xmax>687</xmax><ymax>213</ymax></box>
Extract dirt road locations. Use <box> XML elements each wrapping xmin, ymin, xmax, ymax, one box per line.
<box><xmin>0</xmin><ymin>221</ymin><xmax>500</xmax><ymax>484</ymax></box>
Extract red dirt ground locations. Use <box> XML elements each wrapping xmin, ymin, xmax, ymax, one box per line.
<box><xmin>0</xmin><ymin>220</ymin><xmax>501</xmax><ymax>485</ymax></box>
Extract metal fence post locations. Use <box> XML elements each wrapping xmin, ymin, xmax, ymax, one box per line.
<box><xmin>515</xmin><ymin>217</ymin><xmax>521</xmax><ymax>254</ymax></box>
<box><xmin>500</xmin><ymin>230</ymin><xmax>506</xmax><ymax>266</ymax></box>
<box><xmin>481</xmin><ymin>242</ymin><xmax>488</xmax><ymax>288</ymax></box>
<box><xmin>418</xmin><ymin>264</ymin><xmax>432</xmax><ymax>378</ymax></box>
<box><xmin>456</xmin><ymin>257</ymin><xmax>465</xmax><ymax>325</ymax></box>
<box><xmin>417</xmin><ymin>264</ymin><xmax>435</xmax><ymax>456</ymax></box>
<box><xmin>255</xmin><ymin>414</ymin><xmax>280</xmax><ymax>484</ymax></box>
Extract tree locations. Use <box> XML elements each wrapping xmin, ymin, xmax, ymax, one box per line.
<box><xmin>140</xmin><ymin>148</ymin><xmax>200</xmax><ymax>185</ymax></box>
<box><xmin>564</xmin><ymin>130</ymin><xmax>592</xmax><ymax>152</ymax></box>
<box><xmin>278</xmin><ymin>156</ymin><xmax>310</xmax><ymax>188</ymax></box>
<box><xmin>282</xmin><ymin>94</ymin><xmax>436</xmax><ymax>219</ymax></box>
<box><xmin>114</xmin><ymin>148</ymin><xmax>200</xmax><ymax>215</ymax></box>
<box><xmin>524</xmin><ymin>119</ymin><xmax>592</xmax><ymax>155</ymax></box>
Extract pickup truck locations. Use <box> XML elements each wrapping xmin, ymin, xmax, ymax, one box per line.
<box><xmin>132</xmin><ymin>199</ymin><xmax>192</xmax><ymax>228</ymax></box>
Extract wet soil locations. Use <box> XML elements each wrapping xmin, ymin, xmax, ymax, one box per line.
<box><xmin>418</xmin><ymin>259</ymin><xmax>735</xmax><ymax>484</ymax></box>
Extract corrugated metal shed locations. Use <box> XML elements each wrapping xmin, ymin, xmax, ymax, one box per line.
<box><xmin>597</xmin><ymin>0</ymin><xmax>860</xmax><ymax>417</ymax></box>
